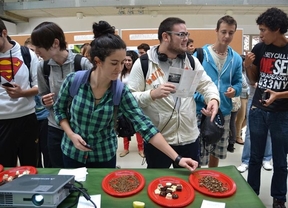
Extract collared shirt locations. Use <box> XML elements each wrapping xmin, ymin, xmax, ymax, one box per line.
<box><xmin>54</xmin><ymin>71</ymin><xmax>158</xmax><ymax>163</ymax></box>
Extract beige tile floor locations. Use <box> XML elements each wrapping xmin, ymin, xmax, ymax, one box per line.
<box><xmin>116</xmin><ymin>133</ymin><xmax>287</xmax><ymax>208</ymax></box>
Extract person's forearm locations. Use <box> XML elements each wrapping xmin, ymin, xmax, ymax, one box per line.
<box><xmin>22</xmin><ymin>87</ymin><xmax>38</xmax><ymax>97</ymax></box>
<box><xmin>275</xmin><ymin>91</ymin><xmax>288</xmax><ymax>99</ymax></box>
<box><xmin>59</xmin><ymin>119</ymin><xmax>75</xmax><ymax>138</ymax></box>
<box><xmin>149</xmin><ymin>133</ymin><xmax>178</xmax><ymax>161</ymax></box>
<box><xmin>245</xmin><ymin>65</ymin><xmax>258</xmax><ymax>85</ymax></box>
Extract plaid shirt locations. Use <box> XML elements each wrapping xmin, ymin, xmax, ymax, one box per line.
<box><xmin>54</xmin><ymin>71</ymin><xmax>158</xmax><ymax>163</ymax></box>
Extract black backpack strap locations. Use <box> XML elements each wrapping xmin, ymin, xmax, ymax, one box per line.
<box><xmin>195</xmin><ymin>48</ymin><xmax>204</xmax><ymax>64</ymax></box>
<box><xmin>43</xmin><ymin>54</ymin><xmax>84</xmax><ymax>88</ymax></box>
<box><xmin>140</xmin><ymin>53</ymin><xmax>149</xmax><ymax>78</ymax></box>
<box><xmin>74</xmin><ymin>54</ymin><xmax>83</xmax><ymax>72</ymax></box>
<box><xmin>20</xmin><ymin>46</ymin><xmax>32</xmax><ymax>85</ymax></box>
<box><xmin>186</xmin><ymin>52</ymin><xmax>195</xmax><ymax>70</ymax></box>
<box><xmin>43</xmin><ymin>60</ymin><xmax>50</xmax><ymax>87</ymax></box>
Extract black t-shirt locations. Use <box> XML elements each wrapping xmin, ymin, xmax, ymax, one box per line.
<box><xmin>251</xmin><ymin>42</ymin><xmax>288</xmax><ymax>112</ymax></box>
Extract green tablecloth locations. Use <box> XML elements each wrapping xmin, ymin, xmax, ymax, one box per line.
<box><xmin>35</xmin><ymin>165</ymin><xmax>265</xmax><ymax>208</ymax></box>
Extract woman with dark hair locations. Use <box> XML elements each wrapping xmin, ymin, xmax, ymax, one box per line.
<box><xmin>80</xmin><ymin>43</ymin><xmax>91</xmax><ymax>61</ymax></box>
<box><xmin>119</xmin><ymin>50</ymin><xmax>144</xmax><ymax>158</ymax></box>
<box><xmin>54</xmin><ymin>20</ymin><xmax>198</xmax><ymax>170</ymax></box>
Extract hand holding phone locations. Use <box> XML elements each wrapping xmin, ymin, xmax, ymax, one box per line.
<box><xmin>2</xmin><ymin>82</ymin><xmax>14</xmax><ymax>88</ymax></box>
<box><xmin>81</xmin><ymin>142</ymin><xmax>94</xmax><ymax>150</ymax></box>
<box><xmin>261</xmin><ymin>91</ymin><xmax>270</xmax><ymax>104</ymax></box>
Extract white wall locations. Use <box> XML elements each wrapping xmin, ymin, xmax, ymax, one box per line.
<box><xmin>12</xmin><ymin>14</ymin><xmax>260</xmax><ymax>35</ymax></box>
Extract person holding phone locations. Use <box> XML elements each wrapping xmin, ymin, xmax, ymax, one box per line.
<box><xmin>0</xmin><ymin>18</ymin><xmax>40</xmax><ymax>167</ymax></box>
<box><xmin>245</xmin><ymin>7</ymin><xmax>288</xmax><ymax>208</ymax></box>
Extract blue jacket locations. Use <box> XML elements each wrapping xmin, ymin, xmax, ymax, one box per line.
<box><xmin>194</xmin><ymin>44</ymin><xmax>242</xmax><ymax>116</ymax></box>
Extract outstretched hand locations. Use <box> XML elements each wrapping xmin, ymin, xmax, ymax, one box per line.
<box><xmin>178</xmin><ymin>158</ymin><xmax>198</xmax><ymax>172</ymax></box>
<box><xmin>201</xmin><ymin>99</ymin><xmax>219</xmax><ymax>122</ymax></box>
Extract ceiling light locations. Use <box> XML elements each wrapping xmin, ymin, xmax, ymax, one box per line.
<box><xmin>118</xmin><ymin>7</ymin><xmax>125</xmax><ymax>15</ymax></box>
<box><xmin>76</xmin><ymin>12</ymin><xmax>83</xmax><ymax>19</ymax></box>
<box><xmin>225</xmin><ymin>10</ymin><xmax>233</xmax><ymax>15</ymax></box>
<box><xmin>150</xmin><ymin>11</ymin><xmax>158</xmax><ymax>17</ymax></box>
<box><xmin>138</xmin><ymin>7</ymin><xmax>144</xmax><ymax>15</ymax></box>
<box><xmin>127</xmin><ymin>8</ymin><xmax>134</xmax><ymax>15</ymax></box>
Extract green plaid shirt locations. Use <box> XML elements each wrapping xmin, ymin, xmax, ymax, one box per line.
<box><xmin>54</xmin><ymin>71</ymin><xmax>158</xmax><ymax>163</ymax></box>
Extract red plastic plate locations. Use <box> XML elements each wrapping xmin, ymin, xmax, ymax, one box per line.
<box><xmin>102</xmin><ymin>170</ymin><xmax>145</xmax><ymax>197</ymax></box>
<box><xmin>0</xmin><ymin>166</ymin><xmax>37</xmax><ymax>183</ymax></box>
<box><xmin>189</xmin><ymin>170</ymin><xmax>237</xmax><ymax>197</ymax></box>
<box><xmin>0</xmin><ymin>165</ymin><xmax>3</xmax><ymax>173</ymax></box>
<box><xmin>147</xmin><ymin>176</ymin><xmax>195</xmax><ymax>207</ymax></box>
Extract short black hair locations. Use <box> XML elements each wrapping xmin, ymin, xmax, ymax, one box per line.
<box><xmin>256</xmin><ymin>7</ymin><xmax>288</xmax><ymax>34</ymax></box>
<box><xmin>31</xmin><ymin>22</ymin><xmax>67</xmax><ymax>50</ymax></box>
<box><xmin>137</xmin><ymin>43</ymin><xmax>150</xmax><ymax>52</ymax></box>
<box><xmin>158</xmin><ymin>17</ymin><xmax>186</xmax><ymax>42</ymax></box>
<box><xmin>216</xmin><ymin>15</ymin><xmax>237</xmax><ymax>31</ymax></box>
<box><xmin>90</xmin><ymin>21</ymin><xmax>126</xmax><ymax>68</ymax></box>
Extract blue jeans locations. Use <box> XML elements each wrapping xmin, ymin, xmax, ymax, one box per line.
<box><xmin>47</xmin><ymin>126</ymin><xmax>64</xmax><ymax>168</ymax></box>
<box><xmin>63</xmin><ymin>154</ymin><xmax>116</xmax><ymax>168</ymax></box>
<box><xmin>247</xmin><ymin>107</ymin><xmax>288</xmax><ymax>202</ymax></box>
<box><xmin>241</xmin><ymin>98</ymin><xmax>272</xmax><ymax>164</ymax></box>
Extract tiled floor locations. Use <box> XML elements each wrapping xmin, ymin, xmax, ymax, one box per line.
<box><xmin>116</xmin><ymin>134</ymin><xmax>287</xmax><ymax>208</ymax></box>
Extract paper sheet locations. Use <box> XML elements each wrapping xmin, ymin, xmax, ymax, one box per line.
<box><xmin>167</xmin><ymin>66</ymin><xmax>203</xmax><ymax>98</ymax></box>
<box><xmin>77</xmin><ymin>194</ymin><xmax>101</xmax><ymax>208</ymax></box>
<box><xmin>200</xmin><ymin>199</ymin><xmax>225</xmax><ymax>208</ymax></box>
<box><xmin>58</xmin><ymin>167</ymin><xmax>88</xmax><ymax>182</ymax></box>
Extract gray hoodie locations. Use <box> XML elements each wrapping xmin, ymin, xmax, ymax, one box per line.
<box><xmin>37</xmin><ymin>50</ymin><xmax>93</xmax><ymax>129</ymax></box>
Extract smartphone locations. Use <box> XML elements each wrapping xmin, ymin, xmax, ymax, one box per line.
<box><xmin>261</xmin><ymin>91</ymin><xmax>269</xmax><ymax>104</ymax></box>
<box><xmin>2</xmin><ymin>82</ymin><xmax>14</xmax><ymax>88</ymax></box>
<box><xmin>81</xmin><ymin>143</ymin><xmax>94</xmax><ymax>150</ymax></box>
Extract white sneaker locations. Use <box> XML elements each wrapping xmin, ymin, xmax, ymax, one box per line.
<box><xmin>262</xmin><ymin>161</ymin><xmax>273</xmax><ymax>171</ymax></box>
<box><xmin>237</xmin><ymin>163</ymin><xmax>248</xmax><ymax>173</ymax></box>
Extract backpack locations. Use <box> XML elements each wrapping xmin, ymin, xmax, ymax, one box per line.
<box><xmin>193</xmin><ymin>48</ymin><xmax>204</xmax><ymax>64</ymax></box>
<box><xmin>20</xmin><ymin>46</ymin><xmax>32</xmax><ymax>85</ymax></box>
<box><xmin>140</xmin><ymin>48</ymin><xmax>204</xmax><ymax>78</ymax></box>
<box><xmin>200</xmin><ymin>107</ymin><xmax>225</xmax><ymax>152</ymax></box>
<box><xmin>43</xmin><ymin>54</ymin><xmax>83</xmax><ymax>87</ymax></box>
<box><xmin>68</xmin><ymin>69</ymin><xmax>125</xmax><ymax>134</ymax></box>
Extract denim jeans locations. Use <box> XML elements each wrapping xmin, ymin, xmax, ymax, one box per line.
<box><xmin>47</xmin><ymin>126</ymin><xmax>64</xmax><ymax>168</ymax></box>
<box><xmin>247</xmin><ymin>107</ymin><xmax>288</xmax><ymax>202</ymax></box>
<box><xmin>241</xmin><ymin>98</ymin><xmax>272</xmax><ymax>164</ymax></box>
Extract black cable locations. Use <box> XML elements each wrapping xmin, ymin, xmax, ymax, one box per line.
<box><xmin>64</xmin><ymin>181</ymin><xmax>96</xmax><ymax>208</ymax></box>
<box><xmin>160</xmin><ymin>97</ymin><xmax>178</xmax><ymax>133</ymax></box>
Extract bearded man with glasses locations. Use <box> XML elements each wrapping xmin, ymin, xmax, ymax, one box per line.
<box><xmin>128</xmin><ymin>17</ymin><xmax>220</xmax><ymax>169</ymax></box>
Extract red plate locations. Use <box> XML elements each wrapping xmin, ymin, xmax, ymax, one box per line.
<box><xmin>189</xmin><ymin>170</ymin><xmax>237</xmax><ymax>197</ymax></box>
<box><xmin>0</xmin><ymin>166</ymin><xmax>37</xmax><ymax>183</ymax></box>
<box><xmin>0</xmin><ymin>165</ymin><xmax>3</xmax><ymax>172</ymax></box>
<box><xmin>102</xmin><ymin>170</ymin><xmax>145</xmax><ymax>197</ymax></box>
<box><xmin>147</xmin><ymin>176</ymin><xmax>195</xmax><ymax>207</ymax></box>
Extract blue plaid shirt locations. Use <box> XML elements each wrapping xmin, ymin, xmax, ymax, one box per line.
<box><xmin>54</xmin><ymin>71</ymin><xmax>158</xmax><ymax>163</ymax></box>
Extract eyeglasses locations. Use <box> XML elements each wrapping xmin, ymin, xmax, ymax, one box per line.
<box><xmin>166</xmin><ymin>31</ymin><xmax>190</xmax><ymax>39</ymax></box>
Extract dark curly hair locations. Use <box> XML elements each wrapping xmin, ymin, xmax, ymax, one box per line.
<box><xmin>256</xmin><ymin>7</ymin><xmax>288</xmax><ymax>34</ymax></box>
<box><xmin>90</xmin><ymin>21</ymin><xmax>126</xmax><ymax>69</ymax></box>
